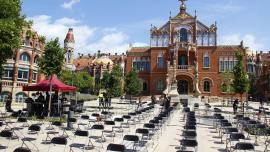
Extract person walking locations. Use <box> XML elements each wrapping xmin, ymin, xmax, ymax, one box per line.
<box><xmin>151</xmin><ymin>95</ymin><xmax>156</xmax><ymax>105</ymax></box>
<box><xmin>5</xmin><ymin>93</ymin><xmax>13</xmax><ymax>112</ymax></box>
<box><xmin>104</xmin><ymin>93</ymin><xmax>109</xmax><ymax>109</ymax></box>
<box><xmin>98</xmin><ymin>92</ymin><xmax>104</xmax><ymax>111</ymax></box>
<box><xmin>233</xmin><ymin>98</ymin><xmax>239</xmax><ymax>114</ymax></box>
<box><xmin>137</xmin><ymin>96</ymin><xmax>142</xmax><ymax>110</ymax></box>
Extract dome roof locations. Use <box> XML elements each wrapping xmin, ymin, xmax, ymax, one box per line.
<box><xmin>92</xmin><ymin>56</ymin><xmax>113</xmax><ymax>65</ymax></box>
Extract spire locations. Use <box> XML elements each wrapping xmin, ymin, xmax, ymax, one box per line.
<box><xmin>179</xmin><ymin>0</ymin><xmax>187</xmax><ymax>14</ymax></box>
<box><xmin>64</xmin><ymin>28</ymin><xmax>75</xmax><ymax>43</ymax></box>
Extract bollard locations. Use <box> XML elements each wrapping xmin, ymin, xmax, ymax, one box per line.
<box><xmin>67</xmin><ymin>110</ymin><xmax>74</xmax><ymax>129</ymax></box>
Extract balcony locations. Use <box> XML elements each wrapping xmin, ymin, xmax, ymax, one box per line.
<box><xmin>178</xmin><ymin>65</ymin><xmax>194</xmax><ymax>70</ymax></box>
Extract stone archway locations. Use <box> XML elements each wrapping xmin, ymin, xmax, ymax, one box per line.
<box><xmin>178</xmin><ymin>80</ymin><xmax>188</xmax><ymax>94</ymax></box>
<box><xmin>176</xmin><ymin>75</ymin><xmax>194</xmax><ymax>95</ymax></box>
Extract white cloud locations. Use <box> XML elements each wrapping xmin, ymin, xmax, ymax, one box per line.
<box><xmin>220</xmin><ymin>34</ymin><xmax>264</xmax><ymax>51</ymax></box>
<box><xmin>27</xmin><ymin>15</ymin><xmax>148</xmax><ymax>55</ymax></box>
<box><xmin>61</xmin><ymin>0</ymin><xmax>80</xmax><ymax>10</ymax></box>
<box><xmin>207</xmin><ymin>1</ymin><xmax>244</xmax><ymax>13</ymax></box>
<box><xmin>55</xmin><ymin>17</ymin><xmax>80</xmax><ymax>25</ymax></box>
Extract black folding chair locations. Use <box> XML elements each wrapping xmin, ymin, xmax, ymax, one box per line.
<box><xmin>13</xmin><ymin>147</ymin><xmax>31</xmax><ymax>152</ymax></box>
<box><xmin>70</xmin><ymin>130</ymin><xmax>93</xmax><ymax>151</ymax></box>
<box><xmin>107</xmin><ymin>143</ymin><xmax>126</xmax><ymax>152</ymax></box>
<box><xmin>179</xmin><ymin>139</ymin><xmax>198</xmax><ymax>152</ymax></box>
<box><xmin>184</xmin><ymin>125</ymin><xmax>196</xmax><ymax>131</ymax></box>
<box><xmin>103</xmin><ymin>121</ymin><xmax>116</xmax><ymax>142</ymax></box>
<box><xmin>113</xmin><ymin>118</ymin><xmax>124</xmax><ymax>134</ymax></box>
<box><xmin>182</xmin><ymin>131</ymin><xmax>197</xmax><ymax>140</ymax></box>
<box><xmin>233</xmin><ymin>142</ymin><xmax>254</xmax><ymax>151</ymax></box>
<box><xmin>90</xmin><ymin>124</ymin><xmax>106</xmax><ymax>148</ymax></box>
<box><xmin>226</xmin><ymin>133</ymin><xmax>245</xmax><ymax>151</ymax></box>
<box><xmin>0</xmin><ymin>130</ymin><xmax>13</xmax><ymax>150</ymax></box>
<box><xmin>21</xmin><ymin>124</ymin><xmax>41</xmax><ymax>151</ymax></box>
<box><xmin>78</xmin><ymin>115</ymin><xmax>89</xmax><ymax>129</ymax></box>
<box><xmin>17</xmin><ymin>117</ymin><xmax>29</xmax><ymax>127</ymax></box>
<box><xmin>49</xmin><ymin>136</ymin><xmax>67</xmax><ymax>151</ymax></box>
<box><xmin>136</xmin><ymin>128</ymin><xmax>149</xmax><ymax>140</ymax></box>
<box><xmin>122</xmin><ymin>115</ymin><xmax>131</xmax><ymax>130</ymax></box>
<box><xmin>123</xmin><ymin>135</ymin><xmax>139</xmax><ymax>151</ymax></box>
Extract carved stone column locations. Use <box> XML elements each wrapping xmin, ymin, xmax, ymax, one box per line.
<box><xmin>193</xmin><ymin>47</ymin><xmax>201</xmax><ymax>97</ymax></box>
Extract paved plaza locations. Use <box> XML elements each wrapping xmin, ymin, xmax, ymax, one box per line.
<box><xmin>0</xmin><ymin>97</ymin><xmax>269</xmax><ymax>152</ymax></box>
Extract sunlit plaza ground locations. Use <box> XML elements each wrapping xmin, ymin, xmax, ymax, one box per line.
<box><xmin>0</xmin><ymin>98</ymin><xmax>269</xmax><ymax>152</ymax></box>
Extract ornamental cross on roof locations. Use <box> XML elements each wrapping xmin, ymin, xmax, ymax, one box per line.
<box><xmin>179</xmin><ymin>0</ymin><xmax>187</xmax><ymax>4</ymax></box>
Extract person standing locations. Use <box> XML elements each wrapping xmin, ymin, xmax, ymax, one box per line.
<box><xmin>137</xmin><ymin>96</ymin><xmax>142</xmax><ymax>109</ymax></box>
<box><xmin>5</xmin><ymin>93</ymin><xmax>13</xmax><ymax>112</ymax></box>
<box><xmin>233</xmin><ymin>99</ymin><xmax>239</xmax><ymax>114</ymax></box>
<box><xmin>165</xmin><ymin>96</ymin><xmax>171</xmax><ymax>110</ymax></box>
<box><xmin>98</xmin><ymin>92</ymin><xmax>104</xmax><ymax>111</ymax></box>
<box><xmin>151</xmin><ymin>95</ymin><xmax>156</xmax><ymax>105</ymax></box>
<box><xmin>104</xmin><ymin>92</ymin><xmax>109</xmax><ymax>109</ymax></box>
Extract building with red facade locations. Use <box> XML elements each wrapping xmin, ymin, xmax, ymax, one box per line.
<box><xmin>0</xmin><ymin>27</ymin><xmax>45</xmax><ymax>102</ymax></box>
<box><xmin>126</xmin><ymin>0</ymin><xmax>249</xmax><ymax>99</ymax></box>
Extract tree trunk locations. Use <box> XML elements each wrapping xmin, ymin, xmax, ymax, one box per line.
<box><xmin>48</xmin><ymin>76</ymin><xmax>53</xmax><ymax>117</ymax></box>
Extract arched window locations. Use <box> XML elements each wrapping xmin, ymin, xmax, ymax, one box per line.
<box><xmin>156</xmin><ymin>80</ymin><xmax>164</xmax><ymax>91</ymax></box>
<box><xmin>34</xmin><ymin>56</ymin><xmax>39</xmax><ymax>63</ymax></box>
<box><xmin>180</xmin><ymin>28</ymin><xmax>188</xmax><ymax>42</ymax></box>
<box><xmin>203</xmin><ymin>80</ymin><xmax>211</xmax><ymax>92</ymax></box>
<box><xmin>20</xmin><ymin>52</ymin><xmax>30</xmax><ymax>62</ymax></box>
<box><xmin>203</xmin><ymin>53</ymin><xmax>210</xmax><ymax>68</ymax></box>
<box><xmin>157</xmin><ymin>54</ymin><xmax>164</xmax><ymax>69</ymax></box>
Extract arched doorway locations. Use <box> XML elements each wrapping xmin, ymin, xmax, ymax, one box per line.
<box><xmin>177</xmin><ymin>80</ymin><xmax>189</xmax><ymax>94</ymax></box>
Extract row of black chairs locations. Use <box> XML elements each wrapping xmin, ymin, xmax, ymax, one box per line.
<box><xmin>107</xmin><ymin>104</ymin><xmax>177</xmax><ymax>151</ymax></box>
<box><xmin>177</xmin><ymin>107</ymin><xmax>198</xmax><ymax>152</ymax></box>
<box><xmin>212</xmin><ymin>113</ymin><xmax>255</xmax><ymax>151</ymax></box>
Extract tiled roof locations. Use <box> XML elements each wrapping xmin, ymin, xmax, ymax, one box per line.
<box><xmin>128</xmin><ymin>47</ymin><xmax>150</xmax><ymax>53</ymax></box>
<box><xmin>64</xmin><ymin>28</ymin><xmax>75</xmax><ymax>42</ymax></box>
<box><xmin>74</xmin><ymin>58</ymin><xmax>92</xmax><ymax>69</ymax></box>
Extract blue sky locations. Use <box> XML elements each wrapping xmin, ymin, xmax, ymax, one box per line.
<box><xmin>22</xmin><ymin>0</ymin><xmax>270</xmax><ymax>54</ymax></box>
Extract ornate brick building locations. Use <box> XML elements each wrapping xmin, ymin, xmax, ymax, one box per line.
<box><xmin>249</xmin><ymin>51</ymin><xmax>270</xmax><ymax>101</ymax></box>
<box><xmin>126</xmin><ymin>0</ymin><xmax>248</xmax><ymax>98</ymax></box>
<box><xmin>74</xmin><ymin>51</ymin><xmax>126</xmax><ymax>83</ymax></box>
<box><xmin>0</xmin><ymin>28</ymin><xmax>45</xmax><ymax>102</ymax></box>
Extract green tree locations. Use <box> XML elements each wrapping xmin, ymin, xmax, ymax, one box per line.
<box><xmin>38</xmin><ymin>38</ymin><xmax>65</xmax><ymax>116</ymax></box>
<box><xmin>0</xmin><ymin>0</ymin><xmax>25</xmax><ymax>92</ymax></box>
<box><xmin>221</xmin><ymin>70</ymin><xmax>234</xmax><ymax>105</ymax></box>
<box><xmin>60</xmin><ymin>70</ymin><xmax>94</xmax><ymax>93</ymax></box>
<box><xmin>38</xmin><ymin>38</ymin><xmax>65</xmax><ymax>77</ymax></box>
<box><xmin>101</xmin><ymin>65</ymin><xmax>124</xmax><ymax>97</ymax></box>
<box><xmin>74</xmin><ymin>72</ymin><xmax>94</xmax><ymax>93</ymax></box>
<box><xmin>124</xmin><ymin>69</ymin><xmax>143</xmax><ymax>102</ymax></box>
<box><xmin>59</xmin><ymin>70</ymin><xmax>73</xmax><ymax>85</ymax></box>
<box><xmin>232</xmin><ymin>51</ymin><xmax>249</xmax><ymax>112</ymax></box>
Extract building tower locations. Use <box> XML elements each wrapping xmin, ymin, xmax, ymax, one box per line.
<box><xmin>255</xmin><ymin>51</ymin><xmax>263</xmax><ymax>79</ymax></box>
<box><xmin>64</xmin><ymin>28</ymin><xmax>75</xmax><ymax>71</ymax></box>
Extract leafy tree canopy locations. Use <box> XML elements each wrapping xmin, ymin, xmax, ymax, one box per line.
<box><xmin>38</xmin><ymin>38</ymin><xmax>65</xmax><ymax>77</ymax></box>
<box><xmin>0</xmin><ymin>0</ymin><xmax>25</xmax><ymax>76</ymax></box>
<box><xmin>60</xmin><ymin>70</ymin><xmax>94</xmax><ymax>93</ymax></box>
<box><xmin>221</xmin><ymin>70</ymin><xmax>234</xmax><ymax>94</ymax></box>
<box><xmin>232</xmin><ymin>51</ymin><xmax>249</xmax><ymax>96</ymax></box>
<box><xmin>101</xmin><ymin>65</ymin><xmax>124</xmax><ymax>97</ymax></box>
<box><xmin>124</xmin><ymin>69</ymin><xmax>143</xmax><ymax>96</ymax></box>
